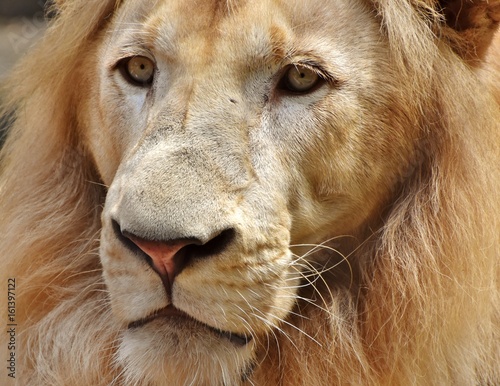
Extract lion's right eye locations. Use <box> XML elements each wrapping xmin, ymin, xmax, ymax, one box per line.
<box><xmin>118</xmin><ymin>56</ymin><xmax>155</xmax><ymax>86</ymax></box>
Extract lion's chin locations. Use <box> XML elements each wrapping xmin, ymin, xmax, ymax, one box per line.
<box><xmin>118</xmin><ymin>307</ymin><xmax>256</xmax><ymax>385</ymax></box>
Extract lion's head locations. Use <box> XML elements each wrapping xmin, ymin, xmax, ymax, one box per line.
<box><xmin>1</xmin><ymin>0</ymin><xmax>499</xmax><ymax>385</ymax></box>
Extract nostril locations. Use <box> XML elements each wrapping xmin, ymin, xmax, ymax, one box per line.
<box><xmin>111</xmin><ymin>218</ymin><xmax>147</xmax><ymax>257</ymax></box>
<box><xmin>189</xmin><ymin>228</ymin><xmax>236</xmax><ymax>258</ymax></box>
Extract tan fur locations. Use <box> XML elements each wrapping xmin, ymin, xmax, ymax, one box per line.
<box><xmin>0</xmin><ymin>0</ymin><xmax>499</xmax><ymax>385</ymax></box>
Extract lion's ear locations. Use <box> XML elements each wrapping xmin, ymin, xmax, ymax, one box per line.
<box><xmin>437</xmin><ymin>0</ymin><xmax>500</xmax><ymax>62</ymax></box>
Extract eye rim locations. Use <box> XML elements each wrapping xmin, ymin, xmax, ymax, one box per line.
<box><xmin>277</xmin><ymin>63</ymin><xmax>326</xmax><ymax>95</ymax></box>
<box><xmin>116</xmin><ymin>55</ymin><xmax>156</xmax><ymax>87</ymax></box>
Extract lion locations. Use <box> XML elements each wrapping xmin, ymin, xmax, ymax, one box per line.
<box><xmin>0</xmin><ymin>0</ymin><xmax>499</xmax><ymax>385</ymax></box>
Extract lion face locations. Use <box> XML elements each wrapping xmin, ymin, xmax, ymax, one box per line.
<box><xmin>80</xmin><ymin>0</ymin><xmax>419</xmax><ymax>383</ymax></box>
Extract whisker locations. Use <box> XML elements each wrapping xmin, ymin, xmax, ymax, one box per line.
<box><xmin>250</xmin><ymin>312</ymin><xmax>299</xmax><ymax>352</ymax></box>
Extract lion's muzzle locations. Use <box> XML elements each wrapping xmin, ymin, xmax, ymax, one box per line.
<box><xmin>99</xmin><ymin>128</ymin><xmax>298</xmax><ymax>351</ymax></box>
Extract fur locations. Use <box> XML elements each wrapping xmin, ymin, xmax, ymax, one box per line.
<box><xmin>1</xmin><ymin>0</ymin><xmax>499</xmax><ymax>385</ymax></box>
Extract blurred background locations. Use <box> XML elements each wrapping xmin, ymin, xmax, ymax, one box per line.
<box><xmin>0</xmin><ymin>0</ymin><xmax>47</xmax><ymax>144</ymax></box>
<box><xmin>0</xmin><ymin>0</ymin><xmax>47</xmax><ymax>79</ymax></box>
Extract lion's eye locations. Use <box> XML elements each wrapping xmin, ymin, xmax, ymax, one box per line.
<box><xmin>280</xmin><ymin>65</ymin><xmax>321</xmax><ymax>93</ymax></box>
<box><xmin>118</xmin><ymin>56</ymin><xmax>155</xmax><ymax>86</ymax></box>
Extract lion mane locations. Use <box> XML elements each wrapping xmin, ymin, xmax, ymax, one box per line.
<box><xmin>1</xmin><ymin>0</ymin><xmax>499</xmax><ymax>385</ymax></box>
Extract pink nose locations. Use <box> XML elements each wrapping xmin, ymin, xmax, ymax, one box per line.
<box><xmin>127</xmin><ymin>236</ymin><xmax>192</xmax><ymax>290</ymax></box>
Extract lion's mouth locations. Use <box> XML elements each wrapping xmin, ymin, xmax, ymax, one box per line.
<box><xmin>128</xmin><ymin>305</ymin><xmax>252</xmax><ymax>347</ymax></box>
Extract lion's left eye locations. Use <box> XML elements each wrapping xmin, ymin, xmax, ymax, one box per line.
<box><xmin>118</xmin><ymin>56</ymin><xmax>155</xmax><ymax>86</ymax></box>
<box><xmin>279</xmin><ymin>65</ymin><xmax>322</xmax><ymax>93</ymax></box>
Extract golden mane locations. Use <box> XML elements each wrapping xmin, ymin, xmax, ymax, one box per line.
<box><xmin>1</xmin><ymin>0</ymin><xmax>499</xmax><ymax>385</ymax></box>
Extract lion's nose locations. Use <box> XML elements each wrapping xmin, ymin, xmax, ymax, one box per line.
<box><xmin>112</xmin><ymin>220</ymin><xmax>235</xmax><ymax>294</ymax></box>
<box><xmin>126</xmin><ymin>236</ymin><xmax>195</xmax><ymax>293</ymax></box>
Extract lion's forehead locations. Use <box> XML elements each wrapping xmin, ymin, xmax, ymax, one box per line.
<box><xmin>109</xmin><ymin>0</ymin><xmax>380</xmax><ymax>76</ymax></box>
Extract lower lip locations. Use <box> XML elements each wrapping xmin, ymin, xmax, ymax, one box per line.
<box><xmin>128</xmin><ymin>305</ymin><xmax>252</xmax><ymax>346</ymax></box>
